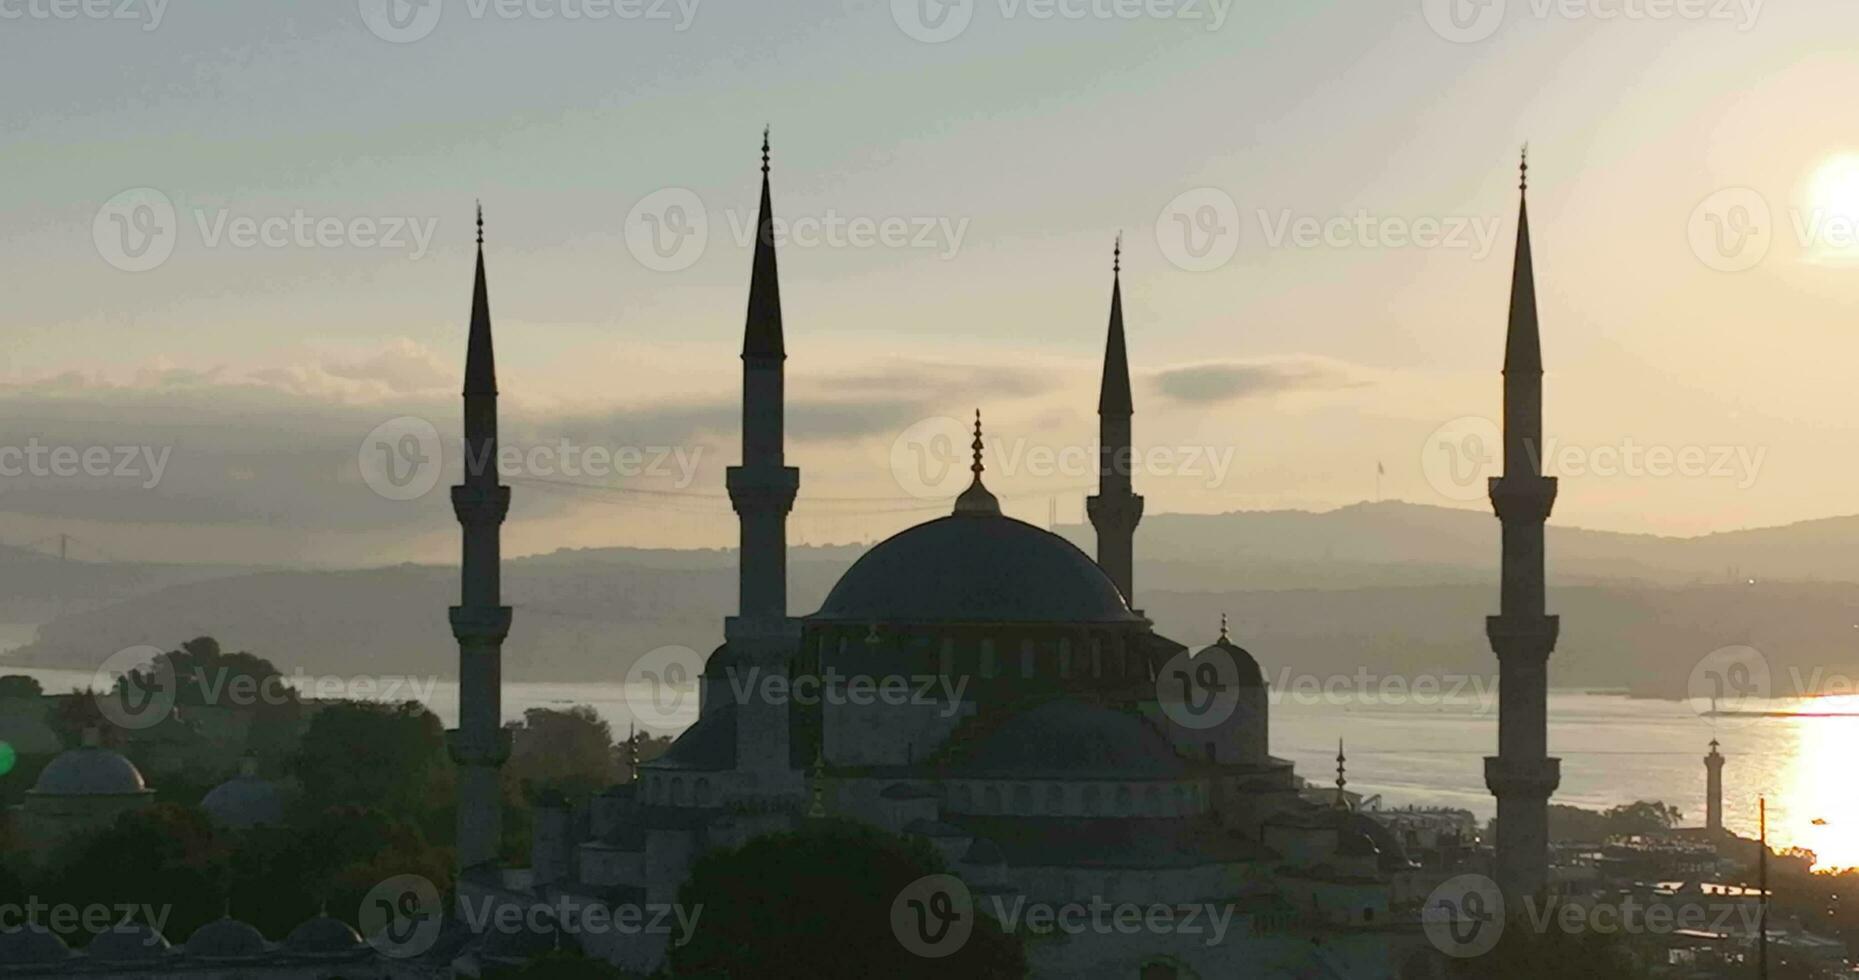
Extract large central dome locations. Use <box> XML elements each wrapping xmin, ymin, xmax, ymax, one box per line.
<box><xmin>812</xmin><ymin>512</ymin><xmax>1140</xmax><ymax>625</ymax></box>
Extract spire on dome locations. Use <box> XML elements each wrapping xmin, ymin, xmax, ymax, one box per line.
<box><xmin>1098</xmin><ymin>236</ymin><xmax>1132</xmax><ymax>416</ymax></box>
<box><xmin>743</xmin><ymin>128</ymin><xmax>784</xmax><ymax>359</ymax></box>
<box><xmin>953</xmin><ymin>409</ymin><xmax>1001</xmax><ymax>516</ymax></box>
<box><xmin>1218</xmin><ymin>613</ymin><xmax>1230</xmax><ymax>643</ymax></box>
<box><xmin>464</xmin><ymin>204</ymin><xmax>497</xmax><ymax>396</ymax></box>
<box><xmin>1335</xmin><ymin>739</ymin><xmax>1348</xmax><ymax>809</ymax></box>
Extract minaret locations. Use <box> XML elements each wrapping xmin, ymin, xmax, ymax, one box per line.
<box><xmin>724</xmin><ymin>129</ymin><xmax>801</xmax><ymax>784</ymax></box>
<box><xmin>1087</xmin><ymin>236</ymin><xmax>1143</xmax><ymax>605</ymax></box>
<box><xmin>1484</xmin><ymin>148</ymin><xmax>1561</xmax><ymax>902</ymax></box>
<box><xmin>450</xmin><ymin>205</ymin><xmax>513</xmax><ymax>875</ymax></box>
<box><xmin>1705</xmin><ymin>739</ymin><xmax>1725</xmax><ymax>832</ymax></box>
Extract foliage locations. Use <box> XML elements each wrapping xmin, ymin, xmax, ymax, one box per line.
<box><xmin>289</xmin><ymin>699</ymin><xmax>452</xmax><ymax>839</ymax></box>
<box><xmin>505</xmin><ymin>706</ymin><xmax>618</xmax><ymax>801</ymax></box>
<box><xmin>0</xmin><ymin>675</ymin><xmax>43</xmax><ymax>698</ymax></box>
<box><xmin>670</xmin><ymin>819</ymin><xmax>1025</xmax><ymax>980</ymax></box>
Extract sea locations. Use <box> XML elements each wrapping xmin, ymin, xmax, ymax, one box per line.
<box><xmin>7</xmin><ymin>646</ymin><xmax>1852</xmax><ymax>870</ymax></box>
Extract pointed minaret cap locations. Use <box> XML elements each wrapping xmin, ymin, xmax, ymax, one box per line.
<box><xmin>953</xmin><ymin>409</ymin><xmax>1002</xmax><ymax>516</ymax></box>
<box><xmin>464</xmin><ymin>202</ymin><xmax>497</xmax><ymax>396</ymax></box>
<box><xmin>1098</xmin><ymin>234</ymin><xmax>1133</xmax><ymax>416</ymax></box>
<box><xmin>743</xmin><ymin>127</ymin><xmax>785</xmax><ymax>360</ymax></box>
<box><xmin>1504</xmin><ymin>145</ymin><xmax>1541</xmax><ymax>376</ymax></box>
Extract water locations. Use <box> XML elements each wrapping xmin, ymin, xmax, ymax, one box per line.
<box><xmin>6</xmin><ymin>661</ymin><xmax>1847</xmax><ymax>869</ymax></box>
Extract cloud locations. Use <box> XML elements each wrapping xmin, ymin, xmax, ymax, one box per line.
<box><xmin>1150</xmin><ymin>357</ymin><xmax>1367</xmax><ymax>405</ymax></box>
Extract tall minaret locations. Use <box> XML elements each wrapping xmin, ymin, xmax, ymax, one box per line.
<box><xmin>450</xmin><ymin>205</ymin><xmax>513</xmax><ymax>875</ymax></box>
<box><xmin>1705</xmin><ymin>740</ymin><xmax>1725</xmax><ymax>832</ymax></box>
<box><xmin>724</xmin><ymin>130</ymin><xmax>800</xmax><ymax>784</ymax></box>
<box><xmin>1484</xmin><ymin>148</ymin><xmax>1561</xmax><ymax>902</ymax></box>
<box><xmin>1087</xmin><ymin>237</ymin><xmax>1142</xmax><ymax>606</ymax></box>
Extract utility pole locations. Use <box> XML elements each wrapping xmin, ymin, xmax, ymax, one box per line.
<box><xmin>1758</xmin><ymin>796</ymin><xmax>1768</xmax><ymax>980</ymax></box>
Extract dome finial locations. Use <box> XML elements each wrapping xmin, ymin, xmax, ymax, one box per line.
<box><xmin>953</xmin><ymin>408</ymin><xmax>1002</xmax><ymax>516</ymax></box>
<box><xmin>1218</xmin><ymin>612</ymin><xmax>1229</xmax><ymax>642</ymax></box>
<box><xmin>1335</xmin><ymin>738</ymin><xmax>1348</xmax><ymax>809</ymax></box>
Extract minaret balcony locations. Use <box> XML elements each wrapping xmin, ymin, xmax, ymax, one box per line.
<box><xmin>1487</xmin><ymin>474</ymin><xmax>1557</xmax><ymax>521</ymax></box>
<box><xmin>726</xmin><ymin>465</ymin><xmax>799</xmax><ymax>513</ymax></box>
<box><xmin>1484</xmin><ymin>756</ymin><xmax>1561</xmax><ymax>799</ymax></box>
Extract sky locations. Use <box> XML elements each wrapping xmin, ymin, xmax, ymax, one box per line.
<box><xmin>3</xmin><ymin>0</ymin><xmax>1859</xmax><ymax>565</ymax></box>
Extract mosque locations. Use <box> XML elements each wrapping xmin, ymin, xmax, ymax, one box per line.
<box><xmin>437</xmin><ymin>135</ymin><xmax>1552</xmax><ymax>979</ymax></box>
<box><xmin>0</xmin><ymin>138</ymin><xmax>1559</xmax><ymax>978</ymax></box>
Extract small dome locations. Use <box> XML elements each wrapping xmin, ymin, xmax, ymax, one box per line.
<box><xmin>86</xmin><ymin>924</ymin><xmax>171</xmax><ymax>962</ymax></box>
<box><xmin>1195</xmin><ymin>636</ymin><xmax>1265</xmax><ymax>688</ymax></box>
<box><xmin>0</xmin><ymin>925</ymin><xmax>72</xmax><ymax>964</ymax></box>
<box><xmin>29</xmin><ymin>745</ymin><xmax>151</xmax><ymax>797</ymax></box>
<box><xmin>186</xmin><ymin>917</ymin><xmax>268</xmax><ymax>960</ymax></box>
<box><xmin>201</xmin><ymin>774</ymin><xmax>285</xmax><ymax>829</ymax></box>
<box><xmin>813</xmin><ymin>515</ymin><xmax>1139</xmax><ymax>625</ymax></box>
<box><xmin>285</xmin><ymin>915</ymin><xmax>364</xmax><ymax>955</ymax></box>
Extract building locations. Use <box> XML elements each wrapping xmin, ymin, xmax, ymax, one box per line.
<box><xmin>438</xmin><ymin>136</ymin><xmax>1543</xmax><ymax>979</ymax></box>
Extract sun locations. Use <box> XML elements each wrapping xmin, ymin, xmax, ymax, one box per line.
<box><xmin>1802</xmin><ymin>154</ymin><xmax>1859</xmax><ymax>263</ymax></box>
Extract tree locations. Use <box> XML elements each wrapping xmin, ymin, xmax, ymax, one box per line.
<box><xmin>1600</xmin><ymin>801</ymin><xmax>1682</xmax><ymax>836</ymax></box>
<box><xmin>505</xmin><ymin>706</ymin><xmax>619</xmax><ymax>801</ymax></box>
<box><xmin>224</xmin><ymin>805</ymin><xmax>451</xmax><ymax>939</ymax></box>
<box><xmin>486</xmin><ymin>949</ymin><xmax>648</xmax><ymax>979</ymax></box>
<box><xmin>670</xmin><ymin>819</ymin><xmax>1025</xmax><ymax>980</ymax></box>
<box><xmin>0</xmin><ymin>675</ymin><xmax>43</xmax><ymax>698</ymax></box>
<box><xmin>1444</xmin><ymin>920</ymin><xmax>1653</xmax><ymax>979</ymax></box>
<box><xmin>289</xmin><ymin>701</ymin><xmax>452</xmax><ymax>839</ymax></box>
<box><xmin>34</xmin><ymin>804</ymin><xmax>228</xmax><ymax>944</ymax></box>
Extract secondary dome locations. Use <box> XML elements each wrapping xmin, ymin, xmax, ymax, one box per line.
<box><xmin>186</xmin><ymin>917</ymin><xmax>267</xmax><ymax>960</ymax></box>
<box><xmin>86</xmin><ymin>924</ymin><xmax>171</xmax><ymax>962</ymax></box>
<box><xmin>201</xmin><ymin>770</ymin><xmax>286</xmax><ymax>829</ymax></box>
<box><xmin>29</xmin><ymin>745</ymin><xmax>152</xmax><ymax>797</ymax></box>
<box><xmin>285</xmin><ymin>915</ymin><xmax>364</xmax><ymax>955</ymax></box>
<box><xmin>813</xmin><ymin>514</ymin><xmax>1139</xmax><ymax>625</ymax></box>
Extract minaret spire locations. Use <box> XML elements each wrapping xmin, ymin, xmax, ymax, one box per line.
<box><xmin>450</xmin><ymin>204</ymin><xmax>513</xmax><ymax>875</ymax></box>
<box><xmin>1485</xmin><ymin>150</ymin><xmax>1560</xmax><ymax>905</ymax></box>
<box><xmin>724</xmin><ymin>129</ymin><xmax>802</xmax><ymax>787</ymax></box>
<box><xmin>1088</xmin><ymin>236</ymin><xmax>1143</xmax><ymax>607</ymax></box>
<box><xmin>1335</xmin><ymin>739</ymin><xmax>1348</xmax><ymax>809</ymax></box>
